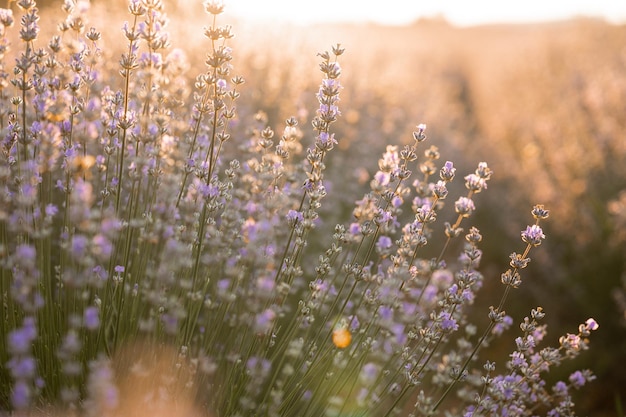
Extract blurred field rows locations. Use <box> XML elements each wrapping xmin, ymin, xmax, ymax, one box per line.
<box><xmin>197</xmin><ymin>14</ymin><xmax>626</xmax><ymax>416</ymax></box>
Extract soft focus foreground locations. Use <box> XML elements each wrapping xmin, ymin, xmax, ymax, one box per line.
<box><xmin>0</xmin><ymin>0</ymin><xmax>616</xmax><ymax>416</ymax></box>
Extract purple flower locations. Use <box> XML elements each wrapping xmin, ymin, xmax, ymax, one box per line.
<box><xmin>348</xmin><ymin>222</ymin><xmax>360</xmax><ymax>236</ymax></box>
<box><xmin>440</xmin><ymin>161</ymin><xmax>456</xmax><ymax>181</ymax></box>
<box><xmin>101</xmin><ymin>217</ymin><xmax>122</xmax><ymax>236</ymax></box>
<box><xmin>60</xmin><ymin>120</ymin><xmax>72</xmax><ymax>134</ymax></box>
<box><xmin>15</xmin><ymin>244</ymin><xmax>36</xmax><ymax>266</ymax></box>
<box><xmin>521</xmin><ymin>224</ymin><xmax>546</xmax><ymax>246</ymax></box>
<box><xmin>348</xmin><ymin>315</ymin><xmax>360</xmax><ymax>331</ymax></box>
<box><xmin>448</xmin><ymin>283</ymin><xmax>458</xmax><ymax>295</ymax></box>
<box><xmin>245</xmin><ymin>201</ymin><xmax>259</xmax><ymax>215</ymax></box>
<box><xmin>509</xmin><ymin>351</ymin><xmax>527</xmax><ymax>369</ymax></box>
<box><xmin>438</xmin><ymin>311</ymin><xmax>459</xmax><ymax>332</ymax></box>
<box><xmin>302</xmin><ymin>390</ymin><xmax>313</xmax><ymax>401</ymax></box>
<box><xmin>569</xmin><ymin>370</ymin><xmax>586</xmax><ymax>388</ymax></box>
<box><xmin>74</xmin><ymin>181</ymin><xmax>94</xmax><ymax>204</ymax></box>
<box><xmin>360</xmin><ymin>362</ymin><xmax>379</xmax><ymax>385</ymax></box>
<box><xmin>200</xmin><ymin>183</ymin><xmax>220</xmax><ymax>199</ymax></box>
<box><xmin>286</xmin><ymin>209</ymin><xmax>304</xmax><ymax>225</ymax></box>
<box><xmin>93</xmin><ymin>265</ymin><xmax>108</xmax><ymax>281</ymax></box>
<box><xmin>493</xmin><ymin>375</ymin><xmax>518</xmax><ymax>401</ymax></box>
<box><xmin>454</xmin><ymin>197</ymin><xmax>475</xmax><ymax>217</ymax></box>
<box><xmin>377</xmin><ymin>235</ymin><xmax>393</xmax><ymax>250</ymax></box>
<box><xmin>84</xmin><ymin>307</ymin><xmax>100</xmax><ymax>330</ymax></box>
<box><xmin>317</xmin><ymin>131</ymin><xmax>337</xmax><ymax>148</ymax></box>
<box><xmin>433</xmin><ymin>180</ymin><xmax>448</xmax><ymax>199</ymax></box>
<box><xmin>256</xmin><ymin>275</ymin><xmax>275</xmax><ymax>294</ymax></box>
<box><xmin>246</xmin><ymin>357</ymin><xmax>271</xmax><ymax>377</ymax></box>
<box><xmin>321</xmin><ymin>77</ymin><xmax>340</xmax><ymax>90</ymax></box>
<box><xmin>463</xmin><ymin>287</ymin><xmax>476</xmax><ymax>301</ymax></box>
<box><xmin>584</xmin><ymin>318</ymin><xmax>599</xmax><ymax>331</ymax></box>
<box><xmin>532</xmin><ymin>326</ymin><xmax>547</xmax><ymax>343</ymax></box>
<box><xmin>9</xmin><ymin>318</ymin><xmax>37</xmax><ymax>354</ymax></box>
<box><xmin>415</xmin><ymin>204</ymin><xmax>435</xmax><ymax>224</ymax></box>
<box><xmin>243</xmin><ymin>218</ymin><xmax>259</xmax><ymax>241</ymax></box>
<box><xmin>11</xmin><ymin>380</ymin><xmax>31</xmax><ymax>409</ymax></box>
<box><xmin>433</xmin><ymin>269</ymin><xmax>453</xmax><ymax>286</ymax></box>
<box><xmin>547</xmin><ymin>409</ymin><xmax>561</xmax><ymax>417</ymax></box>
<box><xmin>217</xmin><ymin>279</ymin><xmax>230</xmax><ymax>292</ymax></box>
<box><xmin>8</xmin><ymin>356</ymin><xmax>36</xmax><ymax>379</ymax></box>
<box><xmin>301</xmin><ymin>179</ymin><xmax>315</xmax><ymax>192</ymax></box>
<box><xmin>374</xmin><ymin>171</ymin><xmax>391</xmax><ymax>186</ymax></box>
<box><xmin>378</xmin><ymin>305</ymin><xmax>393</xmax><ymax>321</ymax></box>
<box><xmin>464</xmin><ymin>173</ymin><xmax>487</xmax><ymax>193</ymax></box>
<box><xmin>329</xmin><ymin>61</ymin><xmax>341</xmax><ymax>74</ymax></box>
<box><xmin>92</xmin><ymin>234</ymin><xmax>113</xmax><ymax>260</ymax></box>
<box><xmin>44</xmin><ymin>204</ymin><xmax>58</xmax><ymax>217</ymax></box>
<box><xmin>475</xmin><ymin>162</ymin><xmax>492</xmax><ymax>179</ymax></box>
<box><xmin>553</xmin><ymin>380</ymin><xmax>569</xmax><ymax>396</ymax></box>
<box><xmin>254</xmin><ymin>309</ymin><xmax>276</xmax><ymax>333</ymax></box>
<box><xmin>392</xmin><ymin>323</ymin><xmax>406</xmax><ymax>344</ymax></box>
<box><xmin>0</xmin><ymin>8</ymin><xmax>14</xmax><ymax>27</ymax></box>
<box><xmin>62</xmin><ymin>331</ymin><xmax>82</xmax><ymax>354</ymax></box>
<box><xmin>71</xmin><ymin>235</ymin><xmax>89</xmax><ymax>258</ymax></box>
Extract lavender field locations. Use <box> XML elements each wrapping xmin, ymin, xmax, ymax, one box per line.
<box><xmin>0</xmin><ymin>1</ymin><xmax>623</xmax><ymax>416</ymax></box>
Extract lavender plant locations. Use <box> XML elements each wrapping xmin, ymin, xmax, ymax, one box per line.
<box><xmin>0</xmin><ymin>0</ymin><xmax>599</xmax><ymax>416</ymax></box>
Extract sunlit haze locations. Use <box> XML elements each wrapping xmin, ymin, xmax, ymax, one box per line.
<box><xmin>226</xmin><ymin>0</ymin><xmax>626</xmax><ymax>26</ymax></box>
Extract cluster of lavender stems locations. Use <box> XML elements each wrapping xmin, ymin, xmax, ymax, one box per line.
<box><xmin>0</xmin><ymin>1</ymin><xmax>599</xmax><ymax>416</ymax></box>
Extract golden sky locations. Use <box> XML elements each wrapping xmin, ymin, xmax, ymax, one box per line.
<box><xmin>225</xmin><ymin>0</ymin><xmax>626</xmax><ymax>26</ymax></box>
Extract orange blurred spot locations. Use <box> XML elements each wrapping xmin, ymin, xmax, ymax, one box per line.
<box><xmin>332</xmin><ymin>327</ymin><xmax>352</xmax><ymax>349</ymax></box>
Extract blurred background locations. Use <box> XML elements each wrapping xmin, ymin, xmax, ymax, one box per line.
<box><xmin>27</xmin><ymin>0</ymin><xmax>626</xmax><ymax>415</ymax></box>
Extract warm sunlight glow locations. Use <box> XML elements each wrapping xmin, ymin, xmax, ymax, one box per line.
<box><xmin>226</xmin><ymin>0</ymin><xmax>626</xmax><ymax>26</ymax></box>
